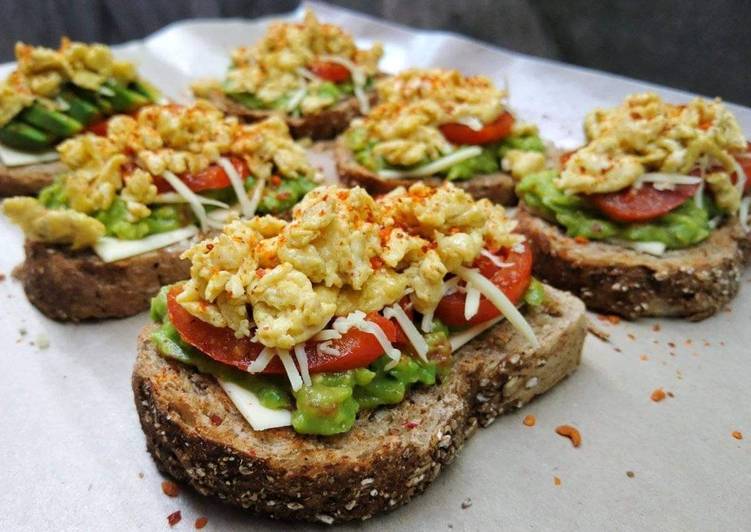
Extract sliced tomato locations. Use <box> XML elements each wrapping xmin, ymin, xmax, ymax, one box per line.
<box><xmin>167</xmin><ymin>286</ymin><xmax>398</xmax><ymax>375</ymax></box>
<box><xmin>151</xmin><ymin>157</ymin><xmax>249</xmax><ymax>194</ymax></box>
<box><xmin>87</xmin><ymin>119</ymin><xmax>109</xmax><ymax>136</ymax></box>
<box><xmin>439</xmin><ymin>111</ymin><xmax>514</xmax><ymax>145</ymax></box>
<box><xmin>588</xmin><ymin>183</ymin><xmax>699</xmax><ymax>223</ymax></box>
<box><xmin>434</xmin><ymin>243</ymin><xmax>533</xmax><ymax>327</ymax></box>
<box><xmin>310</xmin><ymin>61</ymin><xmax>351</xmax><ymax>83</ymax></box>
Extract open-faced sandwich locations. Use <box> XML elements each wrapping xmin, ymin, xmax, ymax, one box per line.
<box><xmin>336</xmin><ymin>68</ymin><xmax>547</xmax><ymax>205</ymax></box>
<box><xmin>516</xmin><ymin>93</ymin><xmax>751</xmax><ymax>320</ymax></box>
<box><xmin>2</xmin><ymin>101</ymin><xmax>318</xmax><ymax>321</ymax></box>
<box><xmin>193</xmin><ymin>9</ymin><xmax>383</xmax><ymax>140</ymax></box>
<box><xmin>0</xmin><ymin>38</ymin><xmax>161</xmax><ymax>196</ymax></box>
<box><xmin>133</xmin><ymin>182</ymin><xmax>587</xmax><ymax>523</ymax></box>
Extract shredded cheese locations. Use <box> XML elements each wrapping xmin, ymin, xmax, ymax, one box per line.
<box><xmin>456</xmin><ymin>267</ymin><xmax>539</xmax><ymax>349</ymax></box>
<box><xmin>378</xmin><ymin>146</ymin><xmax>483</xmax><ymax>179</ymax></box>
<box><xmin>740</xmin><ymin>196</ymin><xmax>750</xmax><ymax>233</ymax></box>
<box><xmin>480</xmin><ymin>249</ymin><xmax>511</xmax><ymax>268</ymax></box>
<box><xmin>464</xmin><ymin>285</ymin><xmax>481</xmax><ymax>320</ymax></box>
<box><xmin>449</xmin><ymin>316</ymin><xmax>503</xmax><ymax>352</ymax></box>
<box><xmin>383</xmin><ymin>304</ymin><xmax>429</xmax><ymax>362</ymax></box>
<box><xmin>218</xmin><ymin>157</ymin><xmax>255</xmax><ymax>218</ymax></box>
<box><xmin>93</xmin><ymin>225</ymin><xmax>198</xmax><ymax>263</ymax></box>
<box><xmin>246</xmin><ymin>175</ymin><xmax>266</xmax><ymax>216</ymax></box>
<box><xmin>161</xmin><ymin>171</ymin><xmax>209</xmax><ymax>231</ymax></box>
<box><xmin>317</xmin><ymin>341</ymin><xmax>340</xmax><ymax>356</ymax></box>
<box><xmin>635</xmin><ymin>173</ymin><xmax>702</xmax><ymax>190</ymax></box>
<box><xmin>312</xmin><ymin>329</ymin><xmax>342</xmax><ymax>342</ymax></box>
<box><xmin>247</xmin><ymin>347</ymin><xmax>276</xmax><ymax>373</ymax></box>
<box><xmin>731</xmin><ymin>158</ymin><xmax>748</xmax><ymax>196</ymax></box>
<box><xmin>278</xmin><ymin>348</ymin><xmax>303</xmax><ymax>392</ymax></box>
<box><xmin>333</xmin><ymin>310</ymin><xmax>400</xmax><ymax>362</ymax></box>
<box><xmin>293</xmin><ymin>344</ymin><xmax>312</xmax><ymax>387</ymax></box>
<box><xmin>286</xmin><ymin>86</ymin><xmax>308</xmax><ymax>112</ymax></box>
<box><xmin>456</xmin><ymin>116</ymin><xmax>484</xmax><ymax>131</ymax></box>
<box><xmin>153</xmin><ymin>192</ymin><xmax>229</xmax><ymax>209</ymax></box>
<box><xmin>420</xmin><ymin>309</ymin><xmax>434</xmax><ymax>333</ymax></box>
<box><xmin>693</xmin><ymin>180</ymin><xmax>705</xmax><ymax>210</ymax></box>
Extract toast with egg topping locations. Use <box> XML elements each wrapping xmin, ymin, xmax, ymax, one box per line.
<box><xmin>131</xmin><ymin>183</ymin><xmax>587</xmax><ymax>522</ymax></box>
<box><xmin>0</xmin><ymin>39</ymin><xmax>161</xmax><ymax>196</ymax></box>
<box><xmin>516</xmin><ymin>93</ymin><xmax>751</xmax><ymax>319</ymax></box>
<box><xmin>336</xmin><ymin>69</ymin><xmax>548</xmax><ymax>205</ymax></box>
<box><xmin>192</xmin><ymin>10</ymin><xmax>382</xmax><ymax>140</ymax></box>
<box><xmin>2</xmin><ymin>103</ymin><xmax>318</xmax><ymax>320</ymax></box>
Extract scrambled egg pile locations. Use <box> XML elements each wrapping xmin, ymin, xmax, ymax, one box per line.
<box><xmin>558</xmin><ymin>93</ymin><xmax>748</xmax><ymax>212</ymax></box>
<box><xmin>177</xmin><ymin>183</ymin><xmax>522</xmax><ymax>350</ymax></box>
<box><xmin>218</xmin><ymin>10</ymin><xmax>382</xmax><ymax>114</ymax></box>
<box><xmin>0</xmin><ymin>38</ymin><xmax>137</xmax><ymax>126</ymax></box>
<box><xmin>3</xmin><ymin>103</ymin><xmax>315</xmax><ymax>249</ymax></box>
<box><xmin>351</xmin><ymin>69</ymin><xmax>507</xmax><ymax>166</ymax></box>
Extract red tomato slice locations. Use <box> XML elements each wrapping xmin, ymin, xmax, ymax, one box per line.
<box><xmin>588</xmin><ymin>183</ymin><xmax>699</xmax><ymax>223</ymax></box>
<box><xmin>87</xmin><ymin>119</ymin><xmax>109</xmax><ymax>136</ymax></box>
<box><xmin>439</xmin><ymin>111</ymin><xmax>514</xmax><ymax>145</ymax></box>
<box><xmin>167</xmin><ymin>286</ymin><xmax>398</xmax><ymax>375</ymax></box>
<box><xmin>310</xmin><ymin>61</ymin><xmax>351</xmax><ymax>83</ymax></box>
<box><xmin>434</xmin><ymin>243</ymin><xmax>533</xmax><ymax>327</ymax></box>
<box><xmin>151</xmin><ymin>157</ymin><xmax>249</xmax><ymax>194</ymax></box>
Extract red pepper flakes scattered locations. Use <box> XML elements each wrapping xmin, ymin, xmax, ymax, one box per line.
<box><xmin>667</xmin><ymin>341</ymin><xmax>676</xmax><ymax>348</ymax></box>
<box><xmin>555</xmin><ymin>425</ymin><xmax>581</xmax><ymax>447</ymax></box>
<box><xmin>553</xmin><ymin>476</ymin><xmax>562</xmax><ymax>486</ymax></box>
<box><xmin>523</xmin><ymin>415</ymin><xmax>536</xmax><ymax>427</ymax></box>
<box><xmin>162</xmin><ymin>480</ymin><xmax>180</xmax><ymax>497</ymax></box>
<box><xmin>597</xmin><ymin>314</ymin><xmax>621</xmax><ymax>325</ymax></box>
<box><xmin>270</xmin><ymin>175</ymin><xmax>282</xmax><ymax>187</ymax></box>
<box><xmin>195</xmin><ymin>516</ymin><xmax>209</xmax><ymax>529</ymax></box>
<box><xmin>209</xmin><ymin>414</ymin><xmax>223</xmax><ymax>426</ymax></box>
<box><xmin>370</xmin><ymin>256</ymin><xmax>384</xmax><ymax>269</ymax></box>
<box><xmin>651</xmin><ymin>389</ymin><xmax>666</xmax><ymax>402</ymax></box>
<box><xmin>167</xmin><ymin>510</ymin><xmax>182</xmax><ymax>526</ymax></box>
<box><xmin>685</xmin><ymin>339</ymin><xmax>693</xmax><ymax>346</ymax></box>
<box><xmin>574</xmin><ymin>236</ymin><xmax>589</xmax><ymax>244</ymax></box>
<box><xmin>652</xmin><ymin>324</ymin><xmax>661</xmax><ymax>332</ymax></box>
<box><xmin>640</xmin><ymin>354</ymin><xmax>649</xmax><ymax>361</ymax></box>
<box><xmin>732</xmin><ymin>431</ymin><xmax>743</xmax><ymax>440</ymax></box>
<box><xmin>205</xmin><ymin>243</ymin><xmax>214</xmax><ymax>251</ymax></box>
<box><xmin>403</xmin><ymin>420</ymin><xmax>420</xmax><ymax>430</ymax></box>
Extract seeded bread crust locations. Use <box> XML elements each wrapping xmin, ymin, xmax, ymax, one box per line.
<box><xmin>200</xmin><ymin>88</ymin><xmax>375</xmax><ymax>140</ymax></box>
<box><xmin>132</xmin><ymin>284</ymin><xmax>586</xmax><ymax>524</ymax></box>
<box><xmin>13</xmin><ymin>239</ymin><xmax>194</xmax><ymax>321</ymax></box>
<box><xmin>334</xmin><ymin>136</ymin><xmax>517</xmax><ymax>205</ymax></box>
<box><xmin>516</xmin><ymin>205</ymin><xmax>751</xmax><ymax>320</ymax></box>
<box><xmin>0</xmin><ymin>160</ymin><xmax>66</xmax><ymax>196</ymax></box>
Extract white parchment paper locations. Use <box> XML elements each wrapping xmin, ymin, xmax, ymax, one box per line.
<box><xmin>0</xmin><ymin>2</ymin><xmax>749</xmax><ymax>530</ymax></box>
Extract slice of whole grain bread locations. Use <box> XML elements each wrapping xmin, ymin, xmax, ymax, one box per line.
<box><xmin>14</xmin><ymin>239</ymin><xmax>194</xmax><ymax>321</ymax></box>
<box><xmin>334</xmin><ymin>136</ymin><xmax>517</xmax><ymax>205</ymax></box>
<box><xmin>516</xmin><ymin>205</ymin><xmax>751</xmax><ymax>320</ymax></box>
<box><xmin>132</xmin><ymin>284</ymin><xmax>586</xmax><ymax>524</ymax></box>
<box><xmin>0</xmin><ymin>160</ymin><xmax>66</xmax><ymax>197</ymax></box>
<box><xmin>200</xmin><ymin>88</ymin><xmax>373</xmax><ymax>140</ymax></box>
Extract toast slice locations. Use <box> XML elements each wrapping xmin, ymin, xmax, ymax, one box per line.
<box><xmin>132</xmin><ymin>284</ymin><xmax>586</xmax><ymax>524</ymax></box>
<box><xmin>0</xmin><ymin>160</ymin><xmax>66</xmax><ymax>197</ymax></box>
<box><xmin>516</xmin><ymin>205</ymin><xmax>751</xmax><ymax>320</ymax></box>
<box><xmin>200</xmin><ymin>88</ymin><xmax>373</xmax><ymax>140</ymax></box>
<box><xmin>334</xmin><ymin>136</ymin><xmax>517</xmax><ymax>205</ymax></box>
<box><xmin>14</xmin><ymin>239</ymin><xmax>193</xmax><ymax>321</ymax></box>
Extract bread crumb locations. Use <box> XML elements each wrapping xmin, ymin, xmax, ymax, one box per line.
<box><xmin>138</xmin><ymin>472</ymin><xmax>144</xmax><ymax>479</ymax></box>
<box><xmin>461</xmin><ymin>498</ymin><xmax>472</xmax><ymax>509</ymax></box>
<box><xmin>651</xmin><ymin>389</ymin><xmax>666</xmax><ymax>402</ymax></box>
<box><xmin>0</xmin><ymin>272</ymin><xmax>6</xmax><ymax>282</ymax></box>
<box><xmin>667</xmin><ymin>391</ymin><xmax>674</xmax><ymax>398</ymax></box>
<box><xmin>523</xmin><ymin>415</ymin><xmax>536</xmax><ymax>427</ymax></box>
<box><xmin>555</xmin><ymin>425</ymin><xmax>582</xmax><ymax>447</ymax></box>
<box><xmin>626</xmin><ymin>471</ymin><xmax>635</xmax><ymax>478</ymax></box>
<box><xmin>553</xmin><ymin>476</ymin><xmax>562</xmax><ymax>486</ymax></box>
<box><xmin>167</xmin><ymin>511</ymin><xmax>182</xmax><ymax>526</ymax></box>
<box><xmin>161</xmin><ymin>480</ymin><xmax>180</xmax><ymax>497</ymax></box>
<box><xmin>732</xmin><ymin>431</ymin><xmax>743</xmax><ymax>440</ymax></box>
<box><xmin>627</xmin><ymin>333</ymin><xmax>636</xmax><ymax>341</ymax></box>
<box><xmin>36</xmin><ymin>333</ymin><xmax>50</xmax><ymax>350</ymax></box>
<box><xmin>651</xmin><ymin>323</ymin><xmax>661</xmax><ymax>332</ymax></box>
<box><xmin>640</xmin><ymin>355</ymin><xmax>649</xmax><ymax>361</ymax></box>
<box><xmin>667</xmin><ymin>341</ymin><xmax>676</xmax><ymax>348</ymax></box>
<box><xmin>597</xmin><ymin>314</ymin><xmax>621</xmax><ymax>325</ymax></box>
<box><xmin>587</xmin><ymin>322</ymin><xmax>610</xmax><ymax>342</ymax></box>
<box><xmin>195</xmin><ymin>516</ymin><xmax>208</xmax><ymax>529</ymax></box>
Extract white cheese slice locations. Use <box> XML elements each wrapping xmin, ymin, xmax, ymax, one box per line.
<box><xmin>217</xmin><ymin>379</ymin><xmax>292</xmax><ymax>431</ymax></box>
<box><xmin>92</xmin><ymin>225</ymin><xmax>198</xmax><ymax>263</ymax></box>
<box><xmin>0</xmin><ymin>144</ymin><xmax>59</xmax><ymax>167</ymax></box>
<box><xmin>377</xmin><ymin>146</ymin><xmax>482</xmax><ymax>179</ymax></box>
<box><xmin>449</xmin><ymin>315</ymin><xmax>504</xmax><ymax>352</ymax></box>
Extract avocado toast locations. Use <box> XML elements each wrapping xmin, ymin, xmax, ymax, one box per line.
<box><xmin>0</xmin><ymin>39</ymin><xmax>161</xmax><ymax>196</ymax></box>
<box><xmin>516</xmin><ymin>93</ymin><xmax>751</xmax><ymax>320</ymax></box>
<box><xmin>2</xmin><ymin>102</ymin><xmax>319</xmax><ymax>321</ymax></box>
<box><xmin>193</xmin><ymin>10</ymin><xmax>382</xmax><ymax>140</ymax></box>
<box><xmin>132</xmin><ymin>183</ymin><xmax>587</xmax><ymax>522</ymax></box>
<box><xmin>336</xmin><ymin>68</ymin><xmax>548</xmax><ymax>206</ymax></box>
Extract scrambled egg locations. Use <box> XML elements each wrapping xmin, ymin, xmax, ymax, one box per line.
<box><xmin>0</xmin><ymin>38</ymin><xmax>138</xmax><ymax>126</ymax></box>
<box><xmin>558</xmin><ymin>93</ymin><xmax>747</xmax><ymax>212</ymax></box>
<box><xmin>177</xmin><ymin>183</ymin><xmax>522</xmax><ymax>350</ymax></box>
<box><xmin>351</xmin><ymin>69</ymin><xmax>506</xmax><ymax>166</ymax></box>
<box><xmin>2</xmin><ymin>197</ymin><xmax>104</xmax><ymax>249</ymax></box>
<box><xmin>502</xmin><ymin>150</ymin><xmax>546</xmax><ymax>179</ymax></box>
<box><xmin>214</xmin><ymin>10</ymin><xmax>382</xmax><ymax>115</ymax></box>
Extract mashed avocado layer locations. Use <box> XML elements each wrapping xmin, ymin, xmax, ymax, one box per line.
<box><xmin>517</xmin><ymin>171</ymin><xmax>714</xmax><ymax>249</ymax></box>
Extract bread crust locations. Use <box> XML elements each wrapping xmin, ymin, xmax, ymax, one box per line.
<box><xmin>132</xmin><ymin>285</ymin><xmax>586</xmax><ymax>524</ymax></box>
<box><xmin>334</xmin><ymin>136</ymin><xmax>517</xmax><ymax>205</ymax></box>
<box><xmin>516</xmin><ymin>205</ymin><xmax>751</xmax><ymax>320</ymax></box>
<box><xmin>201</xmin><ymin>88</ymin><xmax>373</xmax><ymax>140</ymax></box>
<box><xmin>14</xmin><ymin>239</ymin><xmax>194</xmax><ymax>321</ymax></box>
<box><xmin>0</xmin><ymin>160</ymin><xmax>66</xmax><ymax>197</ymax></box>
